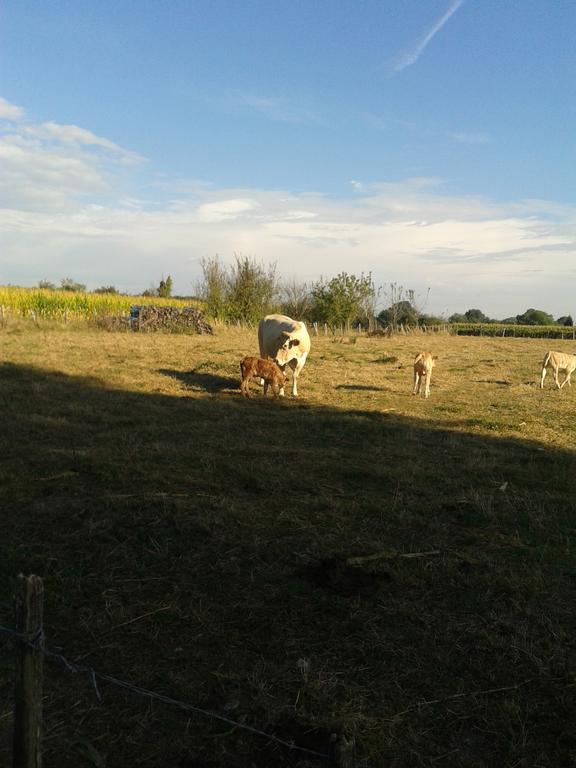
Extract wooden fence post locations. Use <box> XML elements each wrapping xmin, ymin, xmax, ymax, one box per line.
<box><xmin>329</xmin><ymin>733</ymin><xmax>356</xmax><ymax>767</ymax></box>
<box><xmin>13</xmin><ymin>574</ymin><xmax>44</xmax><ymax>768</ymax></box>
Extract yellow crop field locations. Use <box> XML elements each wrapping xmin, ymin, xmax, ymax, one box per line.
<box><xmin>0</xmin><ymin>286</ymin><xmax>195</xmax><ymax>321</ymax></box>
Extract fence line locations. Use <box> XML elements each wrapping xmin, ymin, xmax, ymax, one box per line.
<box><xmin>0</xmin><ymin>583</ymin><xmax>363</xmax><ymax>768</ymax></box>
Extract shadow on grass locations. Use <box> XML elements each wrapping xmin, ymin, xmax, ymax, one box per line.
<box><xmin>334</xmin><ymin>383</ymin><xmax>386</xmax><ymax>392</ymax></box>
<box><xmin>158</xmin><ymin>367</ymin><xmax>239</xmax><ymax>393</ymax></box>
<box><xmin>474</xmin><ymin>379</ymin><xmax>511</xmax><ymax>386</ymax></box>
<box><xmin>1</xmin><ymin>361</ymin><xmax>576</xmax><ymax>768</ymax></box>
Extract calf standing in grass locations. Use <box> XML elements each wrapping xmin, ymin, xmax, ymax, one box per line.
<box><xmin>413</xmin><ymin>352</ymin><xmax>436</xmax><ymax>398</ymax></box>
<box><xmin>240</xmin><ymin>356</ymin><xmax>286</xmax><ymax>398</ymax></box>
<box><xmin>540</xmin><ymin>351</ymin><xmax>576</xmax><ymax>389</ymax></box>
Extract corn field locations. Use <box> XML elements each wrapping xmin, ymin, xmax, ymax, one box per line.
<box><xmin>0</xmin><ymin>287</ymin><xmax>197</xmax><ymax>322</ymax></box>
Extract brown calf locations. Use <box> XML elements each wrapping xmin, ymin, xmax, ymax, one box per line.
<box><xmin>240</xmin><ymin>356</ymin><xmax>286</xmax><ymax>398</ymax></box>
<box><xmin>413</xmin><ymin>351</ymin><xmax>436</xmax><ymax>398</ymax></box>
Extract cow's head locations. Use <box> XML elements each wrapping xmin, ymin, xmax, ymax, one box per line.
<box><xmin>274</xmin><ymin>331</ymin><xmax>301</xmax><ymax>365</ymax></box>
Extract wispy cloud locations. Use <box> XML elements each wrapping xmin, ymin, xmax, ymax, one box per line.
<box><xmin>387</xmin><ymin>0</ymin><xmax>464</xmax><ymax>75</ymax></box>
<box><xmin>449</xmin><ymin>131</ymin><xmax>491</xmax><ymax>145</ymax></box>
<box><xmin>224</xmin><ymin>91</ymin><xmax>325</xmax><ymax>125</ymax></box>
<box><xmin>23</xmin><ymin>122</ymin><xmax>144</xmax><ymax>164</ymax></box>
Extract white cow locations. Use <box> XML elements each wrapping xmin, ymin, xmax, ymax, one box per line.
<box><xmin>258</xmin><ymin>314</ymin><xmax>311</xmax><ymax>397</ymax></box>
<box><xmin>413</xmin><ymin>351</ymin><xmax>436</xmax><ymax>398</ymax></box>
<box><xmin>540</xmin><ymin>351</ymin><xmax>576</xmax><ymax>389</ymax></box>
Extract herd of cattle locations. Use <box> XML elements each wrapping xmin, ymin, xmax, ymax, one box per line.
<box><xmin>239</xmin><ymin>313</ymin><xmax>576</xmax><ymax>399</ymax></box>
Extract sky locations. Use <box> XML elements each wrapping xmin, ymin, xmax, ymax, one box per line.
<box><xmin>0</xmin><ymin>0</ymin><xmax>574</xmax><ymax>318</ymax></box>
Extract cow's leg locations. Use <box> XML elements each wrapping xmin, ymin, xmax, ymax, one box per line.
<box><xmin>424</xmin><ymin>372</ymin><xmax>431</xmax><ymax>398</ymax></box>
<box><xmin>554</xmin><ymin>367</ymin><xmax>562</xmax><ymax>389</ymax></box>
<box><xmin>263</xmin><ymin>380</ymin><xmax>269</xmax><ymax>396</ymax></box>
<box><xmin>540</xmin><ymin>366</ymin><xmax>547</xmax><ymax>388</ymax></box>
<box><xmin>287</xmin><ymin>355</ymin><xmax>306</xmax><ymax>397</ymax></box>
<box><xmin>560</xmin><ymin>370</ymin><xmax>571</xmax><ymax>389</ymax></box>
<box><xmin>276</xmin><ymin>364</ymin><xmax>287</xmax><ymax>397</ymax></box>
<box><xmin>413</xmin><ymin>371</ymin><xmax>419</xmax><ymax>395</ymax></box>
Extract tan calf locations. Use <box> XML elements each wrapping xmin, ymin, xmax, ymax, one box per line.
<box><xmin>413</xmin><ymin>352</ymin><xmax>436</xmax><ymax>398</ymax></box>
<box><xmin>240</xmin><ymin>356</ymin><xmax>286</xmax><ymax>398</ymax></box>
<box><xmin>540</xmin><ymin>351</ymin><xmax>576</xmax><ymax>390</ymax></box>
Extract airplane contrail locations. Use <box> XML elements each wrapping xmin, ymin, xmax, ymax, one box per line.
<box><xmin>387</xmin><ymin>0</ymin><xmax>464</xmax><ymax>75</ymax></box>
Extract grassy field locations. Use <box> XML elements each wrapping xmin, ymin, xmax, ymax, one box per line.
<box><xmin>1</xmin><ymin>323</ymin><xmax>576</xmax><ymax>767</ymax></box>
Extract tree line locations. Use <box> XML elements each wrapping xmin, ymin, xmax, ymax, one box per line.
<box><xmin>38</xmin><ymin>276</ymin><xmax>175</xmax><ymax>298</ymax></box>
<box><xmin>37</xmin><ymin>258</ymin><xmax>573</xmax><ymax>328</ymax></box>
<box><xmin>448</xmin><ymin>307</ymin><xmax>573</xmax><ymax>327</ymax></box>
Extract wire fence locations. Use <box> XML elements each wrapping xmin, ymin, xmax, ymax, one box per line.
<box><xmin>3</xmin><ymin>575</ymin><xmax>554</xmax><ymax>767</ymax></box>
<box><xmin>1</xmin><ymin>575</ymin><xmax>360</xmax><ymax>767</ymax></box>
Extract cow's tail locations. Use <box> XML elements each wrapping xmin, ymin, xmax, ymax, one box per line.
<box><xmin>542</xmin><ymin>351</ymin><xmax>552</xmax><ymax>368</ymax></box>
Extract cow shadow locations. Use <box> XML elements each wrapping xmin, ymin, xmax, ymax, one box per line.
<box><xmin>335</xmin><ymin>384</ymin><xmax>386</xmax><ymax>392</ymax></box>
<box><xmin>474</xmin><ymin>379</ymin><xmax>511</xmax><ymax>386</ymax></box>
<box><xmin>158</xmin><ymin>367</ymin><xmax>238</xmax><ymax>393</ymax></box>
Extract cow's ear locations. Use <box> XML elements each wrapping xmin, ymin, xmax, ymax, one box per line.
<box><xmin>289</xmin><ymin>339</ymin><xmax>300</xmax><ymax>348</ymax></box>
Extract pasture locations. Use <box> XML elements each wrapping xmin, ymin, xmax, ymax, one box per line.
<box><xmin>1</xmin><ymin>324</ymin><xmax>576</xmax><ymax>767</ymax></box>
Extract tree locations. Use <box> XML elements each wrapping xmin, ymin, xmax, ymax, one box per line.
<box><xmin>60</xmin><ymin>277</ymin><xmax>86</xmax><ymax>292</ymax></box>
<box><xmin>196</xmin><ymin>255</ymin><xmax>279</xmax><ymax>323</ymax></box>
<box><xmin>516</xmin><ymin>308</ymin><xmax>555</xmax><ymax>325</ymax></box>
<box><xmin>310</xmin><ymin>272</ymin><xmax>376</xmax><ymax>327</ymax></box>
<box><xmin>197</xmin><ymin>256</ymin><xmax>228</xmax><ymax>321</ymax></box>
<box><xmin>378</xmin><ymin>300</ymin><xmax>418</xmax><ymax>328</ymax></box>
<box><xmin>38</xmin><ymin>280</ymin><xmax>56</xmax><ymax>290</ymax></box>
<box><xmin>556</xmin><ymin>315</ymin><xmax>574</xmax><ymax>327</ymax></box>
<box><xmin>449</xmin><ymin>313</ymin><xmax>467</xmax><ymax>323</ymax></box>
<box><xmin>377</xmin><ymin>283</ymin><xmax>429</xmax><ymax>331</ymax></box>
<box><xmin>158</xmin><ymin>275</ymin><xmax>173</xmax><ymax>298</ymax></box>
<box><xmin>225</xmin><ymin>255</ymin><xmax>278</xmax><ymax>323</ymax></box>
<box><xmin>418</xmin><ymin>313</ymin><xmax>445</xmax><ymax>326</ymax></box>
<box><xmin>280</xmin><ymin>279</ymin><xmax>312</xmax><ymax>319</ymax></box>
<box><xmin>464</xmin><ymin>308</ymin><xmax>490</xmax><ymax>323</ymax></box>
<box><xmin>93</xmin><ymin>285</ymin><xmax>119</xmax><ymax>294</ymax></box>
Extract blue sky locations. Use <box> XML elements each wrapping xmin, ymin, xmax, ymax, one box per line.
<box><xmin>1</xmin><ymin>0</ymin><xmax>574</xmax><ymax>317</ymax></box>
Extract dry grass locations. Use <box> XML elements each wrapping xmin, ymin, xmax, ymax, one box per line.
<box><xmin>1</xmin><ymin>324</ymin><xmax>576</xmax><ymax>767</ymax></box>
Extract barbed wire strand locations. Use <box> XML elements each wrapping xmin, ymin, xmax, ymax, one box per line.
<box><xmin>0</xmin><ymin>623</ymin><xmax>329</xmax><ymax>761</ymax></box>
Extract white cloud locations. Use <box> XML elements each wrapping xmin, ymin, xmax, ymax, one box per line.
<box><xmin>0</xmin><ymin>105</ymin><xmax>144</xmax><ymax>212</ymax></box>
<box><xmin>195</xmin><ymin>198</ymin><xmax>261</xmax><ymax>223</ymax></box>
<box><xmin>1</xmin><ymin>98</ymin><xmax>575</xmax><ymax>317</ymax></box>
<box><xmin>387</xmin><ymin>0</ymin><xmax>464</xmax><ymax>75</ymax></box>
<box><xmin>1</xmin><ymin>176</ymin><xmax>574</xmax><ymax>317</ymax></box>
<box><xmin>0</xmin><ymin>139</ymin><xmax>110</xmax><ymax>211</ymax></box>
<box><xmin>0</xmin><ymin>97</ymin><xmax>25</xmax><ymax>121</ymax></box>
